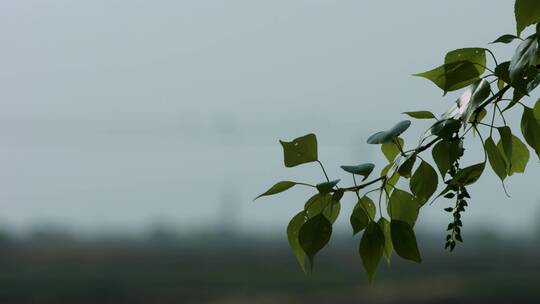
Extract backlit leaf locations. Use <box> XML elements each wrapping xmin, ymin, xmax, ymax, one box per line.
<box><xmin>497</xmin><ymin>135</ymin><xmax>530</xmax><ymax>175</ymax></box>
<box><xmin>304</xmin><ymin>193</ymin><xmax>340</xmax><ymax>223</ymax></box>
<box><xmin>387</xmin><ymin>189</ymin><xmax>420</xmax><ymax>226</ymax></box>
<box><xmin>485</xmin><ymin>137</ymin><xmax>507</xmax><ymax>182</ymax></box>
<box><xmin>381</xmin><ymin>138</ymin><xmax>404</xmax><ymax>163</ymax></box>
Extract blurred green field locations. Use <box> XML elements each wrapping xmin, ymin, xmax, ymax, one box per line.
<box><xmin>0</xmin><ymin>230</ymin><xmax>538</xmax><ymax>304</ymax></box>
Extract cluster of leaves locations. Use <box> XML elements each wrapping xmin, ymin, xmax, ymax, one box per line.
<box><xmin>255</xmin><ymin>0</ymin><xmax>540</xmax><ymax>282</ymax></box>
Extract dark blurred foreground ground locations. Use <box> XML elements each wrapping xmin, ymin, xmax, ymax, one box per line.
<box><xmin>0</xmin><ymin>229</ymin><xmax>538</xmax><ymax>304</ymax></box>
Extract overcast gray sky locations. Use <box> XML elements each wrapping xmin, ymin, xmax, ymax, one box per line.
<box><xmin>1</xmin><ymin>0</ymin><xmax>538</xmax><ymax>236</ymax></box>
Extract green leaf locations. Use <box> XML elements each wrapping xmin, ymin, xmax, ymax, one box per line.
<box><xmin>304</xmin><ymin>193</ymin><xmax>340</xmax><ymax>223</ymax></box>
<box><xmin>431</xmin><ymin>119</ymin><xmax>462</xmax><ymax>139</ymax></box>
<box><xmin>534</xmin><ymin>98</ymin><xmax>540</xmax><ymax>121</ymax></box>
<box><xmin>398</xmin><ymin>154</ymin><xmax>417</xmax><ymax>179</ymax></box>
<box><xmin>350</xmin><ymin>196</ymin><xmax>376</xmax><ymax>235</ymax></box>
<box><xmin>497</xmin><ymin>127</ymin><xmax>513</xmax><ymax>172</ymax></box>
<box><xmin>381</xmin><ymin>138</ymin><xmax>404</xmax><ymax>163</ymax></box>
<box><xmin>451</xmin><ymin>163</ymin><xmax>486</xmax><ymax>186</ymax></box>
<box><xmin>509</xmin><ymin>66</ymin><xmax>540</xmax><ymax>106</ymax></box>
<box><xmin>254</xmin><ymin>181</ymin><xmax>297</xmax><ymax>200</ymax></box>
<box><xmin>491</xmin><ymin>34</ymin><xmax>520</xmax><ymax>44</ymax></box>
<box><xmin>378</xmin><ymin>218</ymin><xmax>393</xmax><ymax>264</ymax></box>
<box><xmin>340</xmin><ymin>163</ymin><xmax>375</xmax><ymax>180</ymax></box>
<box><xmin>521</xmin><ymin>106</ymin><xmax>540</xmax><ymax>159</ymax></box>
<box><xmin>497</xmin><ymin>61</ymin><xmax>540</xmax><ymax>106</ymax></box>
<box><xmin>350</xmin><ymin>204</ymin><xmax>369</xmax><ymax>235</ymax></box>
<box><xmin>509</xmin><ymin>35</ymin><xmax>538</xmax><ymax>82</ymax></box>
<box><xmin>367</xmin><ymin>121</ymin><xmax>411</xmax><ymax>144</ymax></box>
<box><xmin>299</xmin><ymin>214</ymin><xmax>332</xmax><ymax>269</ymax></box>
<box><xmin>432</xmin><ymin>139</ymin><xmax>460</xmax><ymax>177</ymax></box>
<box><xmin>515</xmin><ymin>0</ymin><xmax>540</xmax><ymax>35</ymax></box>
<box><xmin>316</xmin><ymin>179</ymin><xmax>340</xmax><ymax>194</ymax></box>
<box><xmin>280</xmin><ymin>133</ymin><xmax>318</xmax><ymax>168</ymax></box>
<box><xmin>387</xmin><ymin>189</ymin><xmax>420</xmax><ymax>226</ymax></box>
<box><xmin>497</xmin><ymin>135</ymin><xmax>530</xmax><ymax>175</ymax></box>
<box><xmin>287</xmin><ymin>211</ymin><xmax>307</xmax><ymax>273</ymax></box>
<box><xmin>390</xmin><ymin>220</ymin><xmax>422</xmax><ymax>263</ymax></box>
<box><xmin>410</xmin><ymin>161</ymin><xmax>438</xmax><ymax>205</ymax></box>
<box><xmin>414</xmin><ymin>48</ymin><xmax>486</xmax><ymax>94</ymax></box>
<box><xmin>381</xmin><ymin>163</ymin><xmax>400</xmax><ymax>193</ymax></box>
<box><xmin>442</xmin><ymin>79</ymin><xmax>490</xmax><ymax>123</ymax></box>
<box><xmin>403</xmin><ymin>111</ymin><xmax>436</xmax><ymax>119</ymax></box>
<box><xmin>469</xmin><ymin>108</ymin><xmax>487</xmax><ymax>124</ymax></box>
<box><xmin>325</xmin><ymin>200</ymin><xmax>341</xmax><ymax>225</ymax></box>
<box><xmin>485</xmin><ymin>137</ymin><xmax>507</xmax><ymax>182</ymax></box>
<box><xmin>359</xmin><ymin>222</ymin><xmax>385</xmax><ymax>283</ymax></box>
